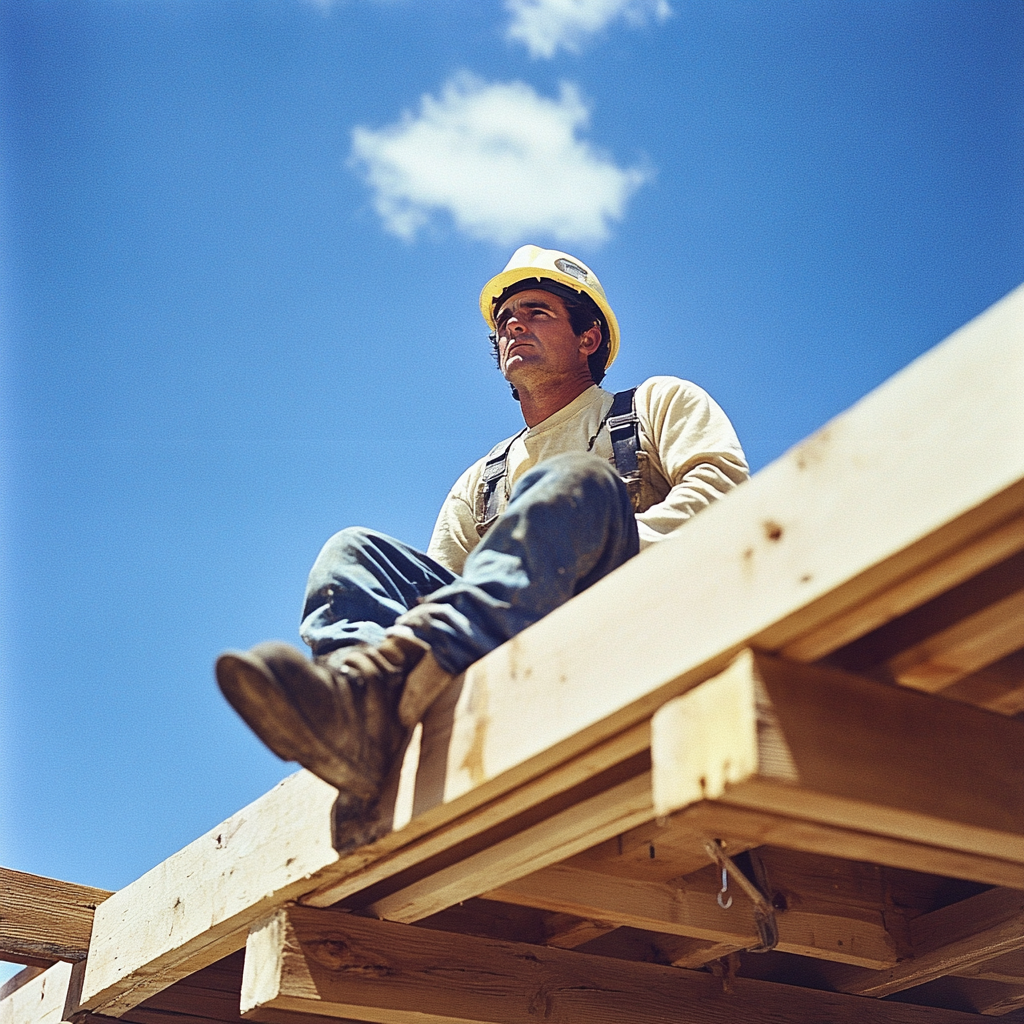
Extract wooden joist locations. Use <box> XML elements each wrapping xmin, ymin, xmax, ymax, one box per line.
<box><xmin>77</xmin><ymin>284</ymin><xmax>1024</xmax><ymax>1017</ymax></box>
<box><xmin>0</xmin><ymin>868</ymin><xmax>111</xmax><ymax>966</ymax></box>
<box><xmin>365</xmin><ymin>771</ymin><xmax>654</xmax><ymax>923</ymax></box>
<box><xmin>820</xmin><ymin>887</ymin><xmax>1024</xmax><ymax>998</ymax></box>
<box><xmin>887</xmin><ymin>586</ymin><xmax>1024</xmax><ymax>693</ymax></box>
<box><xmin>651</xmin><ymin>650</ymin><xmax>1024</xmax><ymax>882</ymax></box>
<box><xmin>238</xmin><ymin>905</ymin><xmax>986</xmax><ymax>1024</ymax></box>
<box><xmin>484</xmin><ymin>862</ymin><xmax>901</xmax><ymax>968</ymax></box>
<box><xmin>780</xmin><ymin>512</ymin><xmax>1024</xmax><ymax>664</ymax></box>
<box><xmin>939</xmin><ymin>650</ymin><xmax>1024</xmax><ymax>716</ymax></box>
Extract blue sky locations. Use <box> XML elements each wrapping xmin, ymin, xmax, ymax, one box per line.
<box><xmin>1</xmin><ymin>0</ymin><xmax>1021</xmax><ymax>920</ymax></box>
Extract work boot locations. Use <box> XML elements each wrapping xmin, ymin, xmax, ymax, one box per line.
<box><xmin>215</xmin><ymin>634</ymin><xmax>428</xmax><ymax>811</ymax></box>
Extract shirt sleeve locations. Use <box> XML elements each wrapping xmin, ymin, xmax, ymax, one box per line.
<box><xmin>633</xmin><ymin>376</ymin><xmax>750</xmax><ymax>547</ymax></box>
<box><xmin>426</xmin><ymin>462</ymin><xmax>483</xmax><ymax>575</ymax></box>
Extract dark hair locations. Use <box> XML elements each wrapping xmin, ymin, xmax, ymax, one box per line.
<box><xmin>488</xmin><ymin>280</ymin><xmax>611</xmax><ymax>400</ymax></box>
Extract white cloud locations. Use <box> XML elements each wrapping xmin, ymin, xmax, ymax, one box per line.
<box><xmin>505</xmin><ymin>0</ymin><xmax>671</xmax><ymax>59</ymax></box>
<box><xmin>349</xmin><ymin>74</ymin><xmax>649</xmax><ymax>245</ymax></box>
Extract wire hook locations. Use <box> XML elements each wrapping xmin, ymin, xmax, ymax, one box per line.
<box><xmin>717</xmin><ymin>865</ymin><xmax>733</xmax><ymax>909</ymax></box>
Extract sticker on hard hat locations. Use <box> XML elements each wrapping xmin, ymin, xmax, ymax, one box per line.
<box><xmin>554</xmin><ymin>258</ymin><xmax>588</xmax><ymax>283</ymax></box>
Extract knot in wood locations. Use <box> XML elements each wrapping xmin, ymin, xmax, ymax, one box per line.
<box><xmin>308</xmin><ymin>939</ymin><xmax>389</xmax><ymax>976</ymax></box>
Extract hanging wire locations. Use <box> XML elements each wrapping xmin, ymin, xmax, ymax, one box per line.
<box><xmin>717</xmin><ymin>865</ymin><xmax>733</xmax><ymax>909</ymax></box>
<box><xmin>701</xmin><ymin>838</ymin><xmax>779</xmax><ymax>953</ymax></box>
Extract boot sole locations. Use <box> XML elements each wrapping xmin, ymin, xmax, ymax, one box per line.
<box><xmin>215</xmin><ymin>650</ymin><xmax>372</xmax><ymax>796</ymax></box>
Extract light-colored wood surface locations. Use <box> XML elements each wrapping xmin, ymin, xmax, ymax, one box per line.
<box><xmin>780</xmin><ymin>513</ymin><xmax>1024</xmax><ymax>663</ymax></box>
<box><xmin>484</xmin><ymin>862</ymin><xmax>900</xmax><ymax>968</ymax></box>
<box><xmin>0</xmin><ymin>868</ymin><xmax>111</xmax><ymax>966</ymax></box>
<box><xmin>79</xmin><ymin>770</ymin><xmax>343</xmax><ymax>1015</ymax></box>
<box><xmin>0</xmin><ymin>971</ymin><xmax>45</xmax><ymax>1004</ymax></box>
<box><xmin>368</xmin><ymin>772</ymin><xmax>654</xmax><ymax>923</ymax></box>
<box><xmin>652</xmin><ymin>651</ymin><xmax>1024</xmax><ymax>870</ymax></box>
<box><xmin>78</xmin><ymin>722</ymin><xmax>650</xmax><ymax>1015</ymax></box>
<box><xmin>240</xmin><ymin>905</ymin><xmax>985</xmax><ymax>1024</ymax></box>
<box><xmin>302</xmin><ymin>724</ymin><xmax>651</xmax><ymax>909</ymax></box>
<box><xmin>676</xmin><ymin>802</ymin><xmax>1024</xmax><ymax>889</ymax></box>
<box><xmin>0</xmin><ymin>962</ymin><xmax>72</xmax><ymax>1024</ymax></box>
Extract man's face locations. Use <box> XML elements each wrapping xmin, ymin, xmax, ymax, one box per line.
<box><xmin>494</xmin><ymin>288</ymin><xmax>601</xmax><ymax>387</ymax></box>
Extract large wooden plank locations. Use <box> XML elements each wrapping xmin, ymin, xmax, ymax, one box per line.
<box><xmin>0</xmin><ymin>869</ymin><xmax>111</xmax><ymax>965</ymax></box>
<box><xmin>484</xmin><ymin>863</ymin><xmax>901</xmax><ymax>968</ymax></box>
<box><xmin>80</xmin><ymin>285</ymin><xmax>1024</xmax><ymax>1016</ymax></box>
<box><xmin>0</xmin><ymin>962</ymin><xmax>73</xmax><ymax>1024</ymax></box>
<box><xmin>240</xmin><ymin>905</ymin><xmax>984</xmax><ymax>1024</ymax></box>
<box><xmin>652</xmin><ymin>650</ymin><xmax>1024</xmax><ymax>869</ymax></box>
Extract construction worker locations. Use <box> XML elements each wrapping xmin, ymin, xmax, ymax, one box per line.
<box><xmin>216</xmin><ymin>246</ymin><xmax>748</xmax><ymax>821</ymax></box>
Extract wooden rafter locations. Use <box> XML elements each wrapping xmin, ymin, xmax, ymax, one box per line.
<box><xmin>651</xmin><ymin>650</ymin><xmax>1024</xmax><ymax>878</ymax></box>
<box><xmin>0</xmin><ymin>868</ymin><xmax>111</xmax><ymax>967</ymax></box>
<box><xmin>484</xmin><ymin>862</ymin><xmax>902</xmax><ymax>968</ymax></box>
<box><xmin>819</xmin><ymin>887</ymin><xmax>1024</xmax><ymax>998</ymax></box>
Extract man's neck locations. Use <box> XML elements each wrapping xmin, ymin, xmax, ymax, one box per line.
<box><xmin>516</xmin><ymin>374</ymin><xmax>596</xmax><ymax>428</ymax></box>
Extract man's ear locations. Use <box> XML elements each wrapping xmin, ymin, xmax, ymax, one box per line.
<box><xmin>579</xmin><ymin>324</ymin><xmax>602</xmax><ymax>357</ymax></box>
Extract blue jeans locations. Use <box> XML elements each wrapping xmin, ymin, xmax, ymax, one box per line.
<box><xmin>299</xmin><ymin>452</ymin><xmax>640</xmax><ymax>675</ymax></box>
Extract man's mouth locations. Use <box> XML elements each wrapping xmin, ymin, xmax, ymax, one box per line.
<box><xmin>507</xmin><ymin>336</ymin><xmax>534</xmax><ymax>355</ymax></box>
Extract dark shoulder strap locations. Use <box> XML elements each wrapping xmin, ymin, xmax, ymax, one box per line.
<box><xmin>480</xmin><ymin>429</ymin><xmax>526</xmax><ymax>523</ymax></box>
<box><xmin>607</xmin><ymin>388</ymin><xmax>640</xmax><ymax>479</ymax></box>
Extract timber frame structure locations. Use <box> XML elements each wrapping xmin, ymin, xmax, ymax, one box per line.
<box><xmin>4</xmin><ymin>285</ymin><xmax>1024</xmax><ymax>1024</ymax></box>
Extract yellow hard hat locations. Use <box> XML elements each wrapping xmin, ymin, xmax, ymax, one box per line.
<box><xmin>479</xmin><ymin>245</ymin><xmax>620</xmax><ymax>369</ymax></box>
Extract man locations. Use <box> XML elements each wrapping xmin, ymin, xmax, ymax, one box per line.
<box><xmin>216</xmin><ymin>245</ymin><xmax>748</xmax><ymax>822</ymax></box>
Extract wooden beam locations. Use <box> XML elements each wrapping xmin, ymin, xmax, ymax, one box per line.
<box><xmin>651</xmin><ymin>651</ymin><xmax>1024</xmax><ymax>871</ymax></box>
<box><xmin>0</xmin><ymin>962</ymin><xmax>73</xmax><ymax>1024</ymax></box>
<box><xmin>939</xmin><ymin>650</ymin><xmax>1024</xmax><ymax>716</ymax></box>
<box><xmin>242</xmin><ymin>905</ymin><xmax>988</xmax><ymax>1024</ymax></box>
<box><xmin>0</xmin><ymin>869</ymin><xmax>111</xmax><ymax>966</ymax></box>
<box><xmin>366</xmin><ymin>772</ymin><xmax>654</xmax><ymax>923</ymax></box>
<box><xmin>821</xmin><ymin>887</ymin><xmax>1024</xmax><ymax>998</ymax></box>
<box><xmin>79</xmin><ymin>286</ymin><xmax>1024</xmax><ymax>1016</ymax></box>
<box><xmin>539</xmin><ymin>914</ymin><xmax>617</xmax><ymax>949</ymax></box>
<box><xmin>674</xmin><ymin>803</ymin><xmax>1024</xmax><ymax>890</ymax></box>
<box><xmin>781</xmin><ymin>513</ymin><xmax>1024</xmax><ymax>663</ymax></box>
<box><xmin>953</xmin><ymin>949</ymin><xmax>1024</xmax><ymax>985</ymax></box>
<box><xmin>484</xmin><ymin>863</ymin><xmax>900</xmax><ymax>968</ymax></box>
<box><xmin>887</xmin><ymin>587</ymin><xmax>1024</xmax><ymax>692</ymax></box>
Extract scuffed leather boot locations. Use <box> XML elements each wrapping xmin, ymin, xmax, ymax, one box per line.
<box><xmin>215</xmin><ymin>633</ymin><xmax>428</xmax><ymax>812</ymax></box>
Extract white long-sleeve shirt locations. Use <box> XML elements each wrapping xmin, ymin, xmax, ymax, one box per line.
<box><xmin>427</xmin><ymin>377</ymin><xmax>749</xmax><ymax>575</ymax></box>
